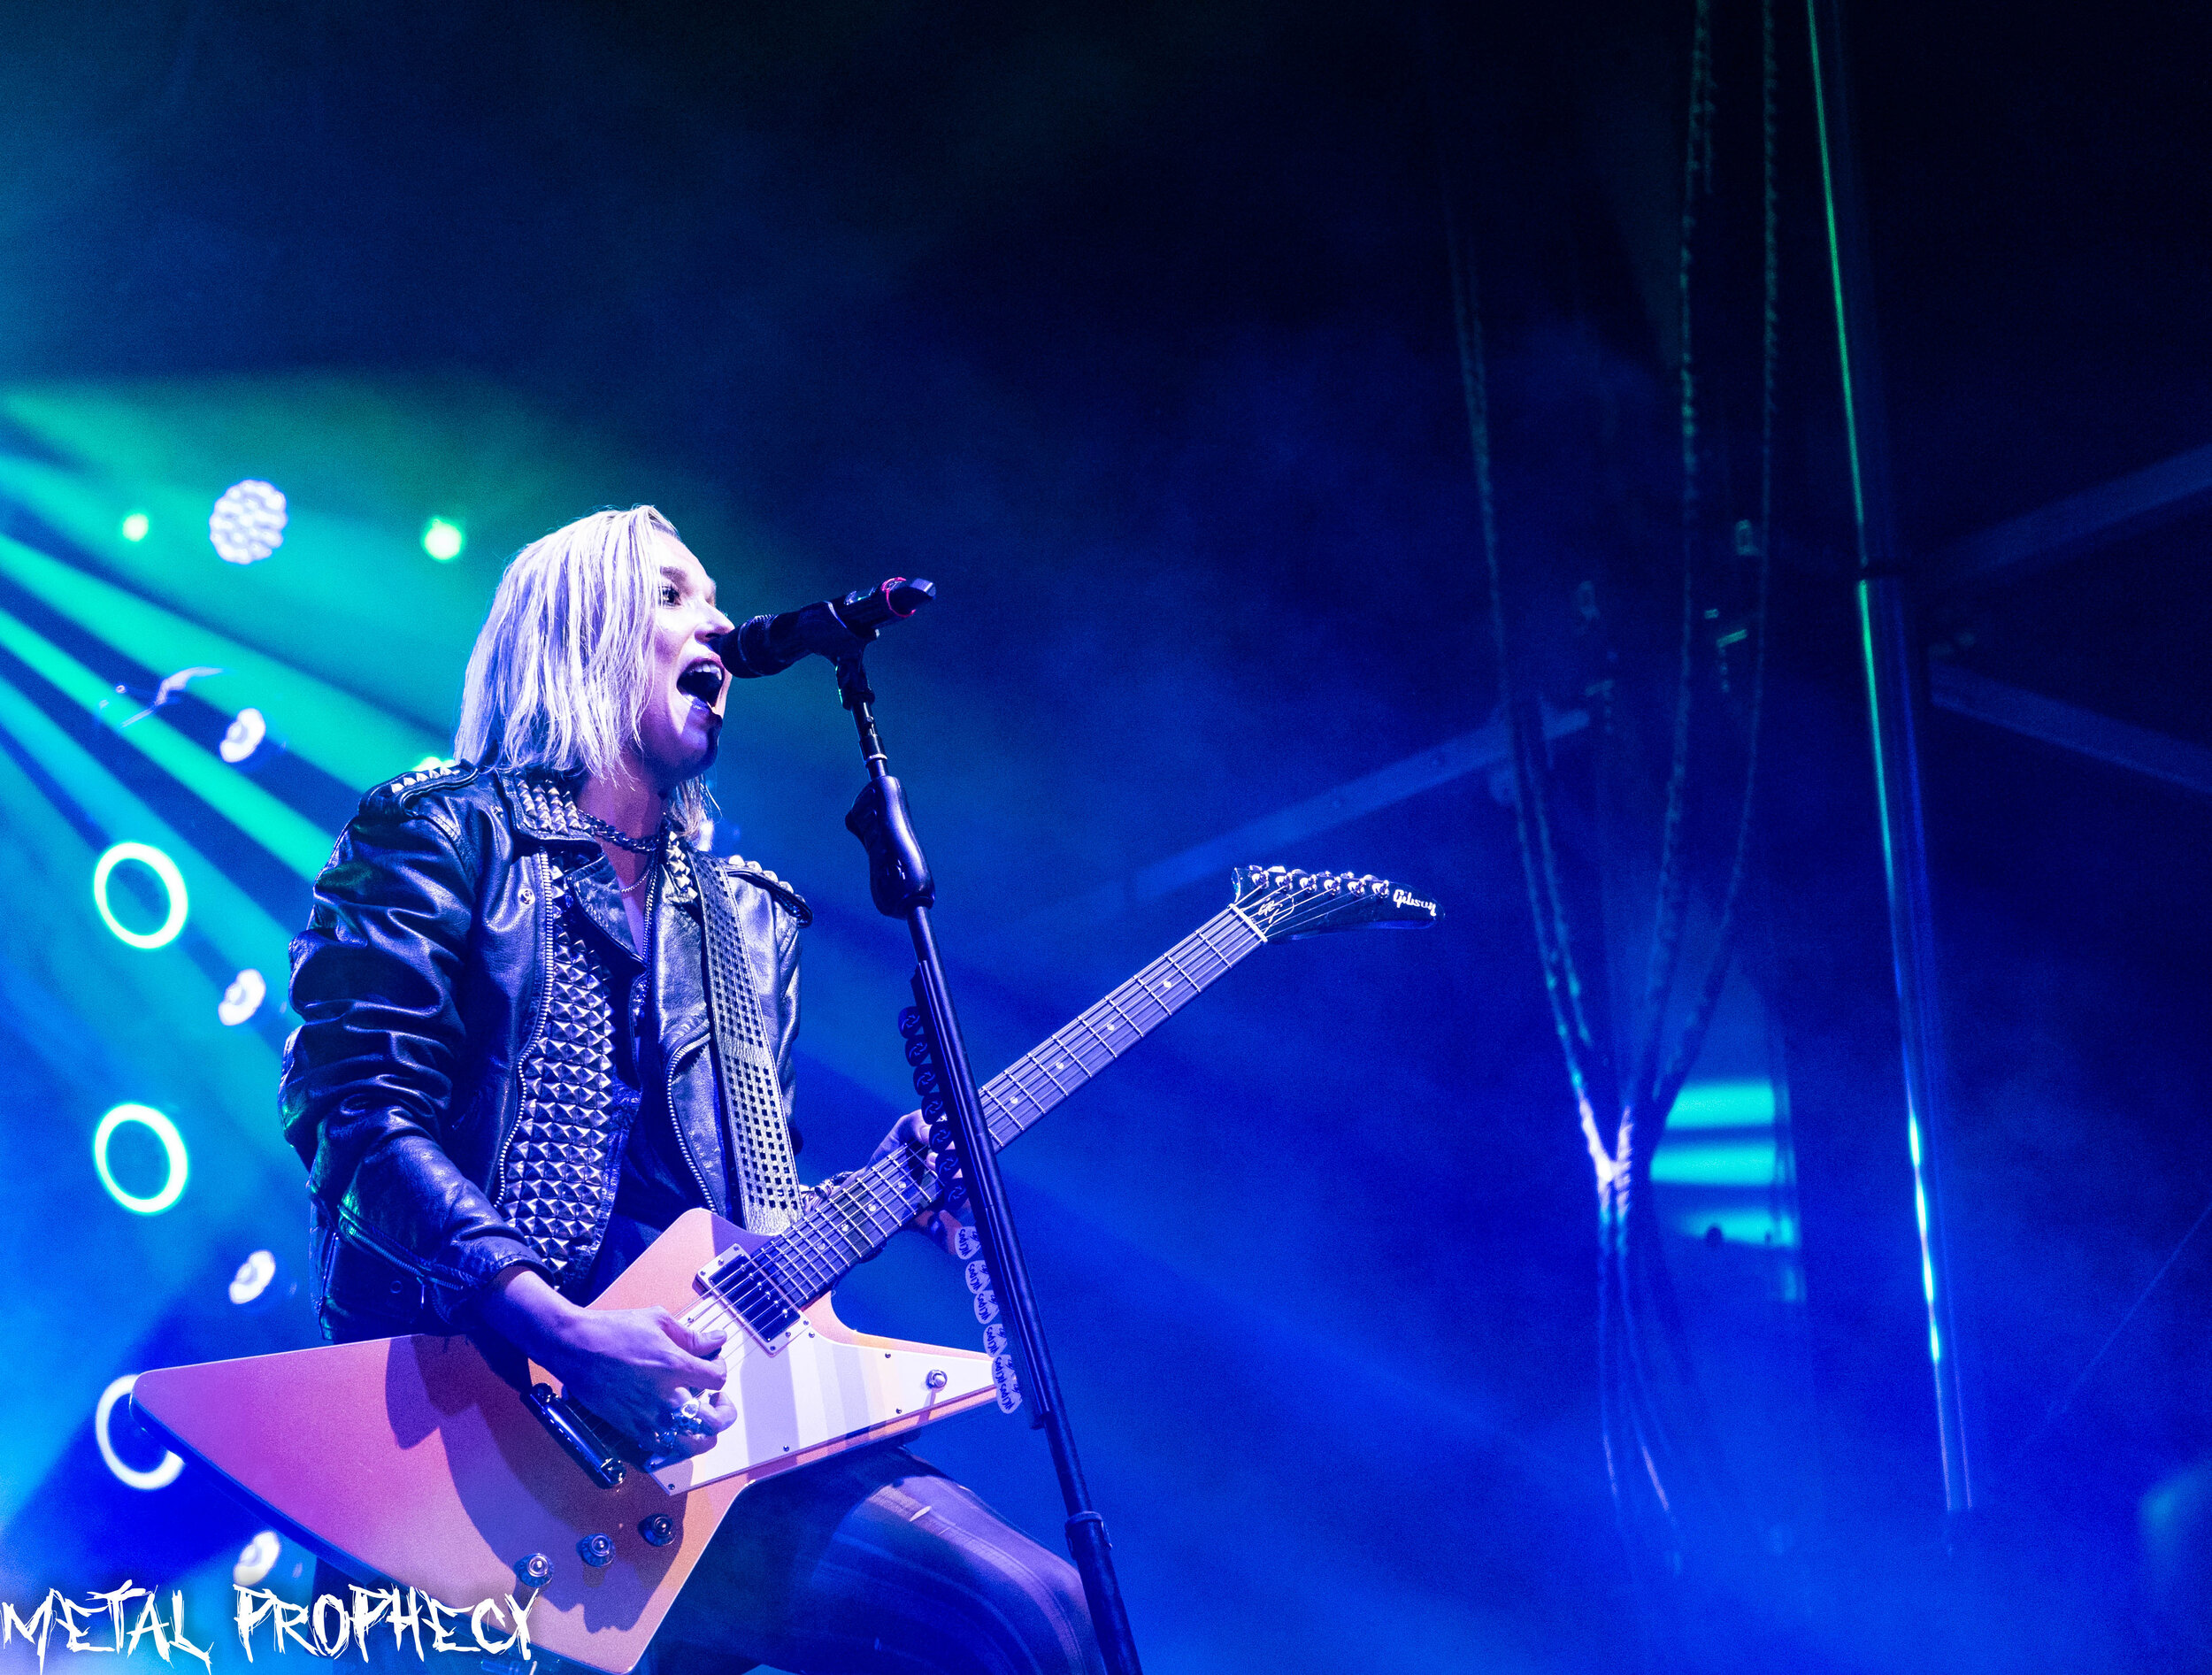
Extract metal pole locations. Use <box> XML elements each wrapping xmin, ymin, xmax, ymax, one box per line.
<box><xmin>1806</xmin><ymin>0</ymin><xmax>1972</xmax><ymax>1516</ymax></box>
<box><xmin>835</xmin><ymin>655</ymin><xmax>1145</xmax><ymax>1671</ymax></box>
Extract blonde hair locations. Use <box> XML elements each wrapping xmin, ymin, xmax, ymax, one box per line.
<box><xmin>455</xmin><ymin>504</ymin><xmax>711</xmax><ymax>836</ymax></box>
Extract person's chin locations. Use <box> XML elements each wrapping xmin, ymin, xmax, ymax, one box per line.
<box><xmin>688</xmin><ymin>712</ymin><xmax>722</xmax><ymax>775</ymax></box>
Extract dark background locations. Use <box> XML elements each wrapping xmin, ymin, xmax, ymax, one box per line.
<box><xmin>0</xmin><ymin>3</ymin><xmax>2208</xmax><ymax>1670</ymax></box>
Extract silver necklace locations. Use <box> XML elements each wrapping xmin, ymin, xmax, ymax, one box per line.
<box><xmin>574</xmin><ymin>807</ymin><xmax>665</xmax><ymax>856</ymax></box>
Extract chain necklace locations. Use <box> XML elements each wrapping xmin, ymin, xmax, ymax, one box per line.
<box><xmin>573</xmin><ymin>806</ymin><xmax>665</xmax><ymax>856</ymax></box>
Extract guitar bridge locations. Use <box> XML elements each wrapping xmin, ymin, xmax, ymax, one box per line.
<box><xmin>693</xmin><ymin>1245</ymin><xmax>803</xmax><ymax>1353</ymax></box>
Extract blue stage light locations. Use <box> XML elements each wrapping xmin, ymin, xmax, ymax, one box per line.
<box><xmin>421</xmin><ymin>517</ymin><xmax>465</xmax><ymax>561</ymax></box>
<box><xmin>92</xmin><ymin>841</ymin><xmax>188</xmax><ymax>949</ymax></box>
<box><xmin>119</xmin><ymin>511</ymin><xmax>150</xmax><ymax>542</ymax></box>
<box><xmin>219</xmin><ymin>967</ymin><xmax>266</xmax><ymax>1026</ymax></box>
<box><xmin>218</xmin><ymin>707</ymin><xmax>268</xmax><ymax>764</ymax></box>
<box><xmin>93</xmin><ymin>1103</ymin><xmax>188</xmax><ymax>1215</ymax></box>
<box><xmin>209</xmin><ymin>480</ymin><xmax>287</xmax><ymax>565</ymax></box>
<box><xmin>228</xmin><ymin>1249</ymin><xmax>277</xmax><ymax>1305</ymax></box>
<box><xmin>95</xmin><ymin>1373</ymin><xmax>183</xmax><ymax>1491</ymax></box>
<box><xmin>233</xmin><ymin>1531</ymin><xmax>281</xmax><ymax>1587</ymax></box>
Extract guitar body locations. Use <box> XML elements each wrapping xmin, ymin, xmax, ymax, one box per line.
<box><xmin>133</xmin><ymin>1210</ymin><xmax>995</xmax><ymax>1675</ymax></box>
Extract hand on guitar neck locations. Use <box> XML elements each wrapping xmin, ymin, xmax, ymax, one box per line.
<box><xmin>479</xmin><ymin>1265</ymin><xmax>738</xmax><ymax>1456</ymax></box>
<box><xmin>874</xmin><ymin>1110</ymin><xmax>968</xmax><ymax>1257</ymax></box>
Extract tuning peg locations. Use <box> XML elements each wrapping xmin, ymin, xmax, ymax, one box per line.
<box><xmin>898</xmin><ymin>1007</ymin><xmax>924</xmax><ymax>1039</ymax></box>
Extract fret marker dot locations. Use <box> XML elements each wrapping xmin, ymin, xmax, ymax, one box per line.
<box><xmin>1053</xmin><ymin>1061</ymin><xmax>1066</xmax><ymax>1072</ymax></box>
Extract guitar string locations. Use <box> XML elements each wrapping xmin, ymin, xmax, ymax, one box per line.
<box><xmin>753</xmin><ymin>874</ymin><xmax>1382</xmax><ymax>1294</ymax></box>
<box><xmin>748</xmin><ymin>910</ymin><xmax>1277</xmax><ymax>1299</ymax></box>
<box><xmin>758</xmin><ymin>880</ymin><xmax>1317</xmax><ymax>1288</ymax></box>
<box><xmin>741</xmin><ymin>873</ymin><xmax>1396</xmax><ymax>1302</ymax></box>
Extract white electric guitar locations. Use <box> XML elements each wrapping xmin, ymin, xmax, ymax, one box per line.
<box><xmin>134</xmin><ymin>864</ymin><xmax>1437</xmax><ymax>1673</ymax></box>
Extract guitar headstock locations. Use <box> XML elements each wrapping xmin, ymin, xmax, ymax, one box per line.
<box><xmin>1229</xmin><ymin>864</ymin><xmax>1441</xmax><ymax>941</ymax></box>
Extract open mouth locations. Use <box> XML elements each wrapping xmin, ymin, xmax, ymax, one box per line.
<box><xmin>676</xmin><ymin>660</ymin><xmax>726</xmax><ymax>707</ymax></box>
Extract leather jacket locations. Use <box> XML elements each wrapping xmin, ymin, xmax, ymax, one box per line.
<box><xmin>280</xmin><ymin>762</ymin><xmax>810</xmax><ymax>1343</ymax></box>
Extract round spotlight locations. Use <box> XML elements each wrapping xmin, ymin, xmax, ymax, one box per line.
<box><xmin>94</xmin><ymin>1374</ymin><xmax>184</xmax><ymax>1492</ymax></box>
<box><xmin>218</xmin><ymin>707</ymin><xmax>268</xmax><ymax>764</ymax></box>
<box><xmin>119</xmin><ymin>511</ymin><xmax>150</xmax><ymax>542</ymax></box>
<box><xmin>421</xmin><ymin>517</ymin><xmax>465</xmax><ymax>562</ymax></box>
<box><xmin>209</xmin><ymin>480</ymin><xmax>288</xmax><ymax>565</ymax></box>
<box><xmin>228</xmin><ymin>1249</ymin><xmax>278</xmax><ymax>1306</ymax></box>
<box><xmin>218</xmin><ymin>968</ymin><xmax>266</xmax><ymax>1026</ymax></box>
<box><xmin>94</xmin><ymin>1103</ymin><xmax>189</xmax><ymax>1214</ymax></box>
<box><xmin>234</xmin><ymin>1531</ymin><xmax>282</xmax><ymax>1587</ymax></box>
<box><xmin>93</xmin><ymin>841</ymin><xmax>188</xmax><ymax>949</ymax></box>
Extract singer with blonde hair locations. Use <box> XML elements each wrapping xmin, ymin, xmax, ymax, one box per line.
<box><xmin>283</xmin><ymin>504</ymin><xmax>1101</xmax><ymax>1671</ymax></box>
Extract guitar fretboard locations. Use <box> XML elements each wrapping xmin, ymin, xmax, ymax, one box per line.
<box><xmin>755</xmin><ymin>903</ymin><xmax>1267</xmax><ymax>1305</ymax></box>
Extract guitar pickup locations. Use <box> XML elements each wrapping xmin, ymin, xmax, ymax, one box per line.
<box><xmin>695</xmin><ymin>1246</ymin><xmax>803</xmax><ymax>1353</ymax></box>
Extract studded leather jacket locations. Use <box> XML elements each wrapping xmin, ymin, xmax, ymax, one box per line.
<box><xmin>280</xmin><ymin>763</ymin><xmax>810</xmax><ymax>1343</ymax></box>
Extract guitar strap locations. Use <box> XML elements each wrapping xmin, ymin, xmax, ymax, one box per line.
<box><xmin>676</xmin><ymin>840</ymin><xmax>805</xmax><ymax>1235</ymax></box>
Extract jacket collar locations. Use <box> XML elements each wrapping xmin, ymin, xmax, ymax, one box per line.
<box><xmin>495</xmin><ymin>769</ymin><xmax>701</xmax><ymax>907</ymax></box>
<box><xmin>495</xmin><ymin>769</ymin><xmax>601</xmax><ymax>844</ymax></box>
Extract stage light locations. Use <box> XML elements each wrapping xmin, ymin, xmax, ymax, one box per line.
<box><xmin>229</xmin><ymin>1249</ymin><xmax>278</xmax><ymax>1306</ymax></box>
<box><xmin>94</xmin><ymin>1103</ymin><xmax>189</xmax><ymax>1214</ymax></box>
<box><xmin>218</xmin><ymin>967</ymin><xmax>266</xmax><ymax>1026</ymax></box>
<box><xmin>219</xmin><ymin>707</ymin><xmax>268</xmax><ymax>764</ymax></box>
<box><xmin>94</xmin><ymin>1374</ymin><xmax>184</xmax><ymax>1492</ymax></box>
<box><xmin>92</xmin><ymin>841</ymin><xmax>188</xmax><ymax>949</ymax></box>
<box><xmin>414</xmin><ymin>754</ymin><xmax>454</xmax><ymax>772</ymax></box>
<box><xmin>119</xmin><ymin>511</ymin><xmax>150</xmax><ymax>542</ymax></box>
<box><xmin>233</xmin><ymin>1532</ymin><xmax>281</xmax><ymax>1587</ymax></box>
<box><xmin>421</xmin><ymin>517</ymin><xmax>465</xmax><ymax>561</ymax></box>
<box><xmin>209</xmin><ymin>480</ymin><xmax>287</xmax><ymax>565</ymax></box>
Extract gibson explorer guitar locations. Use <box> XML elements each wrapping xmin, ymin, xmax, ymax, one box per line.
<box><xmin>134</xmin><ymin>864</ymin><xmax>1437</xmax><ymax>1674</ymax></box>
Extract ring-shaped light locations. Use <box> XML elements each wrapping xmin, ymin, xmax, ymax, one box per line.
<box><xmin>95</xmin><ymin>1373</ymin><xmax>183</xmax><ymax>1492</ymax></box>
<box><xmin>94</xmin><ymin>1103</ymin><xmax>189</xmax><ymax>1215</ymax></box>
<box><xmin>92</xmin><ymin>842</ymin><xmax>188</xmax><ymax>949</ymax></box>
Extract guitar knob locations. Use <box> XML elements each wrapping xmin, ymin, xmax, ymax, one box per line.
<box><xmin>926</xmin><ymin>1368</ymin><xmax>949</xmax><ymax>1390</ymax></box>
<box><xmin>514</xmin><ymin>1553</ymin><xmax>552</xmax><ymax>1588</ymax></box>
<box><xmin>638</xmin><ymin>1515</ymin><xmax>677</xmax><ymax>1548</ymax></box>
<box><xmin>578</xmin><ymin>1533</ymin><xmax>615</xmax><ymax>1568</ymax></box>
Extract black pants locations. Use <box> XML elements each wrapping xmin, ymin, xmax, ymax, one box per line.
<box><xmin>317</xmin><ymin>1446</ymin><xmax>1100</xmax><ymax>1675</ymax></box>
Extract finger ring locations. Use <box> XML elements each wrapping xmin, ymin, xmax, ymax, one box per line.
<box><xmin>679</xmin><ymin>1396</ymin><xmax>702</xmax><ymax>1420</ymax></box>
<box><xmin>650</xmin><ymin>1427</ymin><xmax>678</xmax><ymax>1453</ymax></box>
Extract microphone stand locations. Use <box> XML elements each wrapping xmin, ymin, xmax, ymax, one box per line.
<box><xmin>833</xmin><ymin>651</ymin><xmax>1145</xmax><ymax>1675</ymax></box>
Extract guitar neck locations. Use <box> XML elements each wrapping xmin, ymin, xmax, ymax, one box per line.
<box><xmin>756</xmin><ymin>903</ymin><xmax>1268</xmax><ymax>1304</ymax></box>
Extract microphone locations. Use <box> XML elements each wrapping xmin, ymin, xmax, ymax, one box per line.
<box><xmin>715</xmin><ymin>577</ymin><xmax>936</xmax><ymax>679</ymax></box>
